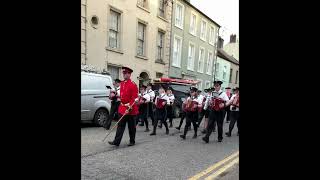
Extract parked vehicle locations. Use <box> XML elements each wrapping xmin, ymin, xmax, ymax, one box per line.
<box><xmin>152</xmin><ymin>78</ymin><xmax>198</xmax><ymax>118</ymax></box>
<box><xmin>81</xmin><ymin>71</ymin><xmax>114</xmax><ymax>126</ymax></box>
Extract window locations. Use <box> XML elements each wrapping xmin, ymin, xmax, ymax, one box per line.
<box><xmin>109</xmin><ymin>10</ymin><xmax>121</xmax><ymax>49</ymax></box>
<box><xmin>198</xmin><ymin>47</ymin><xmax>205</xmax><ymax>73</ymax></box>
<box><xmin>235</xmin><ymin>70</ymin><xmax>238</xmax><ymax>84</ymax></box>
<box><xmin>200</xmin><ymin>19</ymin><xmax>207</xmax><ymax>41</ymax></box>
<box><xmin>223</xmin><ymin>66</ymin><xmax>227</xmax><ymax>80</ymax></box>
<box><xmin>215</xmin><ymin>62</ymin><xmax>220</xmax><ymax>78</ymax></box>
<box><xmin>206</xmin><ymin>51</ymin><xmax>213</xmax><ymax>75</ymax></box>
<box><xmin>157</xmin><ymin>31</ymin><xmax>165</xmax><ymax>62</ymax></box>
<box><xmin>175</xmin><ymin>2</ymin><xmax>184</xmax><ymax>29</ymax></box>
<box><xmin>137</xmin><ymin>0</ymin><xmax>148</xmax><ymax>8</ymax></box>
<box><xmin>187</xmin><ymin>42</ymin><xmax>195</xmax><ymax>71</ymax></box>
<box><xmin>137</xmin><ymin>22</ymin><xmax>146</xmax><ymax>56</ymax></box>
<box><xmin>158</xmin><ymin>0</ymin><xmax>165</xmax><ymax>18</ymax></box>
<box><xmin>189</xmin><ymin>12</ymin><xmax>197</xmax><ymax>36</ymax></box>
<box><xmin>172</xmin><ymin>35</ymin><xmax>182</xmax><ymax>67</ymax></box>
<box><xmin>229</xmin><ymin>68</ymin><xmax>233</xmax><ymax>83</ymax></box>
<box><xmin>107</xmin><ymin>65</ymin><xmax>120</xmax><ymax>80</ymax></box>
<box><xmin>205</xmin><ymin>81</ymin><xmax>211</xmax><ymax>89</ymax></box>
<box><xmin>209</xmin><ymin>26</ymin><xmax>215</xmax><ymax>45</ymax></box>
<box><xmin>196</xmin><ymin>79</ymin><xmax>203</xmax><ymax>90</ymax></box>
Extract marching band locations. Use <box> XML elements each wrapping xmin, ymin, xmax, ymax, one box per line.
<box><xmin>107</xmin><ymin>73</ymin><xmax>239</xmax><ymax>146</ymax></box>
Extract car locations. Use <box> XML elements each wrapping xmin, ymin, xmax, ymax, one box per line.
<box><xmin>151</xmin><ymin>78</ymin><xmax>198</xmax><ymax>118</ymax></box>
<box><xmin>81</xmin><ymin>71</ymin><xmax>114</xmax><ymax>126</ymax></box>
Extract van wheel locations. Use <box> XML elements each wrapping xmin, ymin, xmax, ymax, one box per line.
<box><xmin>173</xmin><ymin>106</ymin><xmax>180</xmax><ymax>118</ymax></box>
<box><xmin>94</xmin><ymin>109</ymin><xmax>109</xmax><ymax>127</ymax></box>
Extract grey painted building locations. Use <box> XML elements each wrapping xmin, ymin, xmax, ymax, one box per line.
<box><xmin>168</xmin><ymin>0</ymin><xmax>220</xmax><ymax>91</ymax></box>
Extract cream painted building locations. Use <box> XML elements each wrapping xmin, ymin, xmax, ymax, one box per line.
<box><xmin>81</xmin><ymin>0</ymin><xmax>172</xmax><ymax>86</ymax></box>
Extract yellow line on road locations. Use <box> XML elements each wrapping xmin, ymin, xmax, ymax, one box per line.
<box><xmin>188</xmin><ymin>151</ymin><xmax>239</xmax><ymax>180</ymax></box>
<box><xmin>204</xmin><ymin>157</ymin><xmax>239</xmax><ymax>180</ymax></box>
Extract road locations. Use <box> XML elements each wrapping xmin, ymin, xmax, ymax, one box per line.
<box><xmin>81</xmin><ymin>118</ymin><xmax>239</xmax><ymax>180</ymax></box>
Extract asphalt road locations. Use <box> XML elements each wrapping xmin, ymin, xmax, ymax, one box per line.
<box><xmin>81</xmin><ymin>118</ymin><xmax>239</xmax><ymax>180</ymax></box>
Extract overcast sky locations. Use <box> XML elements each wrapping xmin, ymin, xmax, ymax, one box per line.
<box><xmin>190</xmin><ymin>0</ymin><xmax>239</xmax><ymax>44</ymax></box>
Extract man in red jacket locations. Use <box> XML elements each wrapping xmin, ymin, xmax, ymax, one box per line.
<box><xmin>108</xmin><ymin>67</ymin><xmax>139</xmax><ymax>146</ymax></box>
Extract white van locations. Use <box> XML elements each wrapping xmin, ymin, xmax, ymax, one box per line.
<box><xmin>81</xmin><ymin>71</ymin><xmax>114</xmax><ymax>126</ymax></box>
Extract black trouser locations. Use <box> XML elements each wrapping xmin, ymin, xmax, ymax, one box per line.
<box><xmin>177</xmin><ymin>111</ymin><xmax>186</xmax><ymax>129</ymax></box>
<box><xmin>153</xmin><ymin>108</ymin><xmax>168</xmax><ymax>133</ymax></box>
<box><xmin>228</xmin><ymin>111</ymin><xmax>239</xmax><ymax>134</ymax></box>
<box><xmin>103</xmin><ymin>101</ymin><xmax>120</xmax><ymax>129</ymax></box>
<box><xmin>148</xmin><ymin>102</ymin><xmax>155</xmax><ymax>125</ymax></box>
<box><xmin>183</xmin><ymin>111</ymin><xmax>198</xmax><ymax>136</ymax></box>
<box><xmin>205</xmin><ymin>110</ymin><xmax>225</xmax><ymax>141</ymax></box>
<box><xmin>198</xmin><ymin>109</ymin><xmax>206</xmax><ymax>127</ymax></box>
<box><xmin>138</xmin><ymin>103</ymin><xmax>148</xmax><ymax>128</ymax></box>
<box><xmin>166</xmin><ymin>105</ymin><xmax>174</xmax><ymax>125</ymax></box>
<box><xmin>225</xmin><ymin>108</ymin><xmax>231</xmax><ymax>122</ymax></box>
<box><xmin>113</xmin><ymin>114</ymin><xmax>136</xmax><ymax>145</ymax></box>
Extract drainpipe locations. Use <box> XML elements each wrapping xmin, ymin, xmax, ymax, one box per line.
<box><xmin>167</xmin><ymin>0</ymin><xmax>174</xmax><ymax>78</ymax></box>
<box><xmin>213</xmin><ymin>27</ymin><xmax>220</xmax><ymax>82</ymax></box>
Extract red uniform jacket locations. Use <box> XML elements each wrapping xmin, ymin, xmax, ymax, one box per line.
<box><xmin>118</xmin><ymin>79</ymin><xmax>139</xmax><ymax>115</ymax></box>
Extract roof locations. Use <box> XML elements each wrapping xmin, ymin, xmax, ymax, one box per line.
<box><xmin>182</xmin><ymin>0</ymin><xmax>221</xmax><ymax>28</ymax></box>
<box><xmin>217</xmin><ymin>49</ymin><xmax>239</xmax><ymax>65</ymax></box>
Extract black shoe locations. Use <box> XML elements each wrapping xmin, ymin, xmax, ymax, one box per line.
<box><xmin>180</xmin><ymin>135</ymin><xmax>186</xmax><ymax>139</ymax></box>
<box><xmin>225</xmin><ymin>132</ymin><xmax>231</xmax><ymax>137</ymax></box>
<box><xmin>175</xmin><ymin>127</ymin><xmax>180</xmax><ymax>131</ymax></box>
<box><xmin>192</xmin><ymin>134</ymin><xmax>197</xmax><ymax>139</ymax></box>
<box><xmin>144</xmin><ymin>128</ymin><xmax>150</xmax><ymax>132</ymax></box>
<box><xmin>202</xmin><ymin>137</ymin><xmax>209</xmax><ymax>143</ymax></box>
<box><xmin>158</xmin><ymin>124</ymin><xmax>162</xmax><ymax>128</ymax></box>
<box><xmin>218</xmin><ymin>139</ymin><xmax>222</xmax><ymax>142</ymax></box>
<box><xmin>108</xmin><ymin>141</ymin><xmax>119</xmax><ymax>146</ymax></box>
<box><xmin>128</xmin><ymin>142</ymin><xmax>135</xmax><ymax>146</ymax></box>
<box><xmin>169</xmin><ymin>123</ymin><xmax>173</xmax><ymax>128</ymax></box>
<box><xmin>166</xmin><ymin>129</ymin><xmax>169</xmax><ymax>134</ymax></box>
<box><xmin>201</xmin><ymin>130</ymin><xmax>207</xmax><ymax>134</ymax></box>
<box><xmin>150</xmin><ymin>132</ymin><xmax>156</xmax><ymax>136</ymax></box>
<box><xmin>212</xmin><ymin>129</ymin><xmax>216</xmax><ymax>133</ymax></box>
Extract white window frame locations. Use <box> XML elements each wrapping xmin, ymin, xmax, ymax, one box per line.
<box><xmin>156</xmin><ymin>29</ymin><xmax>165</xmax><ymax>62</ymax></box>
<box><xmin>223</xmin><ymin>65</ymin><xmax>227</xmax><ymax>80</ymax></box>
<box><xmin>196</xmin><ymin>79</ymin><xmax>203</xmax><ymax>91</ymax></box>
<box><xmin>215</xmin><ymin>62</ymin><xmax>220</xmax><ymax>79</ymax></box>
<box><xmin>175</xmin><ymin>1</ymin><xmax>184</xmax><ymax>30</ymax></box>
<box><xmin>137</xmin><ymin>20</ymin><xmax>147</xmax><ymax>57</ymax></box>
<box><xmin>197</xmin><ymin>47</ymin><xmax>205</xmax><ymax>73</ymax></box>
<box><xmin>209</xmin><ymin>25</ymin><xmax>215</xmax><ymax>45</ymax></box>
<box><xmin>205</xmin><ymin>80</ymin><xmax>211</xmax><ymax>89</ymax></box>
<box><xmin>189</xmin><ymin>11</ymin><xmax>197</xmax><ymax>36</ymax></box>
<box><xmin>206</xmin><ymin>50</ymin><xmax>213</xmax><ymax>75</ymax></box>
<box><xmin>200</xmin><ymin>18</ymin><xmax>207</xmax><ymax>41</ymax></box>
<box><xmin>172</xmin><ymin>34</ymin><xmax>182</xmax><ymax>68</ymax></box>
<box><xmin>187</xmin><ymin>41</ymin><xmax>195</xmax><ymax>71</ymax></box>
<box><xmin>108</xmin><ymin>7</ymin><xmax>122</xmax><ymax>50</ymax></box>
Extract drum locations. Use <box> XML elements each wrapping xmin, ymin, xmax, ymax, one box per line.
<box><xmin>156</xmin><ymin>98</ymin><xmax>166</xmax><ymax>109</ymax></box>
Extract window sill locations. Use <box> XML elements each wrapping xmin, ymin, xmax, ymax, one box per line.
<box><xmin>157</xmin><ymin>15</ymin><xmax>168</xmax><ymax>22</ymax></box>
<box><xmin>172</xmin><ymin>64</ymin><xmax>181</xmax><ymax>68</ymax></box>
<box><xmin>106</xmin><ymin>47</ymin><xmax>124</xmax><ymax>54</ymax></box>
<box><xmin>209</xmin><ymin>42</ymin><xmax>215</xmax><ymax>46</ymax></box>
<box><xmin>174</xmin><ymin>24</ymin><xmax>183</xmax><ymax>30</ymax></box>
<box><xmin>189</xmin><ymin>31</ymin><xmax>197</xmax><ymax>37</ymax></box>
<box><xmin>187</xmin><ymin>68</ymin><xmax>195</xmax><ymax>72</ymax></box>
<box><xmin>137</xmin><ymin>5</ymin><xmax>150</xmax><ymax>13</ymax></box>
<box><xmin>200</xmin><ymin>37</ymin><xmax>207</xmax><ymax>42</ymax></box>
<box><xmin>197</xmin><ymin>71</ymin><xmax>204</xmax><ymax>74</ymax></box>
<box><xmin>155</xmin><ymin>60</ymin><xmax>165</xmax><ymax>65</ymax></box>
<box><xmin>135</xmin><ymin>55</ymin><xmax>148</xmax><ymax>60</ymax></box>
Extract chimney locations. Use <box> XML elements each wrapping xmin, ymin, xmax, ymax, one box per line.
<box><xmin>230</xmin><ymin>34</ymin><xmax>236</xmax><ymax>43</ymax></box>
<box><xmin>218</xmin><ymin>36</ymin><xmax>224</xmax><ymax>49</ymax></box>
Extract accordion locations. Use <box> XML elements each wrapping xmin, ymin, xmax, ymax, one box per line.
<box><xmin>156</xmin><ymin>98</ymin><xmax>166</xmax><ymax>109</ymax></box>
<box><xmin>210</xmin><ymin>97</ymin><xmax>225</xmax><ymax>111</ymax></box>
<box><xmin>109</xmin><ymin>90</ymin><xmax>116</xmax><ymax>100</ymax></box>
<box><xmin>185</xmin><ymin>99</ymin><xmax>199</xmax><ymax>112</ymax></box>
<box><xmin>137</xmin><ymin>96</ymin><xmax>147</xmax><ymax>106</ymax></box>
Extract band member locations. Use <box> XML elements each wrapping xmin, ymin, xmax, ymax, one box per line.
<box><xmin>150</xmin><ymin>87</ymin><xmax>169</xmax><ymax>135</ymax></box>
<box><xmin>224</xmin><ymin>87</ymin><xmax>232</xmax><ymax>123</ymax></box>
<box><xmin>104</xmin><ymin>79</ymin><xmax>121</xmax><ymax>130</ymax></box>
<box><xmin>146</xmin><ymin>83</ymin><xmax>156</xmax><ymax>126</ymax></box>
<box><xmin>180</xmin><ymin>87</ymin><xmax>202</xmax><ymax>139</ymax></box>
<box><xmin>175</xmin><ymin>92</ymin><xmax>189</xmax><ymax>131</ymax></box>
<box><xmin>196</xmin><ymin>90</ymin><xmax>205</xmax><ymax>127</ymax></box>
<box><xmin>108</xmin><ymin>67</ymin><xmax>139</xmax><ymax>147</ymax></box>
<box><xmin>225</xmin><ymin>87</ymin><xmax>239</xmax><ymax>137</ymax></box>
<box><xmin>135</xmin><ymin>85</ymin><xmax>151</xmax><ymax>132</ymax></box>
<box><xmin>200</xmin><ymin>87</ymin><xmax>214</xmax><ymax>134</ymax></box>
<box><xmin>166</xmin><ymin>89</ymin><xmax>175</xmax><ymax>127</ymax></box>
<box><xmin>202</xmin><ymin>81</ymin><xmax>229</xmax><ymax>143</ymax></box>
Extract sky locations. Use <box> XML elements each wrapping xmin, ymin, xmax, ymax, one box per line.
<box><xmin>190</xmin><ymin>0</ymin><xmax>239</xmax><ymax>44</ymax></box>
